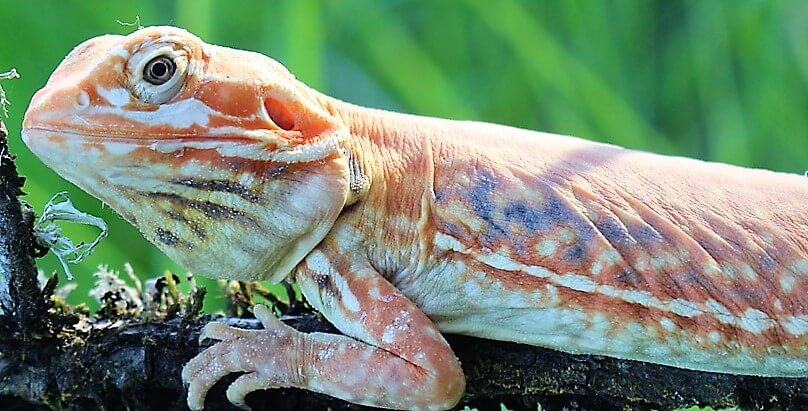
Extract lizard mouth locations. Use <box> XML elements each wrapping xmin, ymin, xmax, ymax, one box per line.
<box><xmin>22</xmin><ymin>125</ymin><xmax>343</xmax><ymax>164</ymax></box>
<box><xmin>21</xmin><ymin>126</ymin><xmax>284</xmax><ymax>169</ymax></box>
<box><xmin>21</xmin><ymin>126</ymin><xmax>263</xmax><ymax>145</ymax></box>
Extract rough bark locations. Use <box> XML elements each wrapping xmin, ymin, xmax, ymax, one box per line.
<box><xmin>0</xmin><ymin>119</ymin><xmax>49</xmax><ymax>335</ymax></box>
<box><xmin>1</xmin><ymin>311</ymin><xmax>807</xmax><ymax>411</ymax></box>
<box><xmin>1</xmin><ymin>120</ymin><xmax>807</xmax><ymax>410</ymax></box>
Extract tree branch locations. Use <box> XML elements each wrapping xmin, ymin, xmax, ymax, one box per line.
<box><xmin>0</xmin><ymin>119</ymin><xmax>50</xmax><ymax>335</ymax></box>
<box><xmin>1</xmin><ymin>311</ymin><xmax>807</xmax><ymax>411</ymax></box>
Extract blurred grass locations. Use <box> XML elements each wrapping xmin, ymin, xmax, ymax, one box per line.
<box><xmin>1</xmin><ymin>0</ymin><xmax>806</xmax><ymax>311</ymax></box>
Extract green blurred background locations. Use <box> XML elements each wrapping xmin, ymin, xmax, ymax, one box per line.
<box><xmin>1</xmin><ymin>0</ymin><xmax>806</xmax><ymax>310</ymax></box>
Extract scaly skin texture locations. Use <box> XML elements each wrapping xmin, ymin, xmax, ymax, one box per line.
<box><xmin>22</xmin><ymin>27</ymin><xmax>808</xmax><ymax>410</ymax></box>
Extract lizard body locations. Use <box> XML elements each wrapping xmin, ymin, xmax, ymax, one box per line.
<box><xmin>22</xmin><ymin>27</ymin><xmax>808</xmax><ymax>410</ymax></box>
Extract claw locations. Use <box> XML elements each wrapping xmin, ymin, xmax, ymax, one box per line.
<box><xmin>186</xmin><ymin>384</ymin><xmax>206</xmax><ymax>411</ymax></box>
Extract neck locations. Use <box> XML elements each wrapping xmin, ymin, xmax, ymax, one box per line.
<box><xmin>316</xmin><ymin>92</ymin><xmax>431</xmax><ymax>145</ymax></box>
<box><xmin>315</xmin><ymin>91</ymin><xmax>439</xmax><ymax>188</ymax></box>
<box><xmin>313</xmin><ymin>91</ymin><xmax>441</xmax><ymax>271</ymax></box>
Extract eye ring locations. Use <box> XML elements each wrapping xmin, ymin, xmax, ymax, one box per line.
<box><xmin>143</xmin><ymin>56</ymin><xmax>176</xmax><ymax>85</ymax></box>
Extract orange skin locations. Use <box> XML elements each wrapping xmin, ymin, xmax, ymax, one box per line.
<box><xmin>22</xmin><ymin>27</ymin><xmax>808</xmax><ymax>410</ymax></box>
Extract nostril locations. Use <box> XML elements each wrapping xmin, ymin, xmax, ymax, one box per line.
<box><xmin>263</xmin><ymin>97</ymin><xmax>295</xmax><ymax>131</ymax></box>
<box><xmin>76</xmin><ymin>90</ymin><xmax>90</xmax><ymax>109</ymax></box>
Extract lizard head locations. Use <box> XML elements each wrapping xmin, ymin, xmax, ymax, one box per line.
<box><xmin>22</xmin><ymin>26</ymin><xmax>351</xmax><ymax>282</ymax></box>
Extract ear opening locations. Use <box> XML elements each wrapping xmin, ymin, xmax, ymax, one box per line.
<box><xmin>263</xmin><ymin>96</ymin><xmax>296</xmax><ymax>131</ymax></box>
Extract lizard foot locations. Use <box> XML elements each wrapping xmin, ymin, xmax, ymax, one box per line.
<box><xmin>182</xmin><ymin>305</ymin><xmax>303</xmax><ymax>410</ymax></box>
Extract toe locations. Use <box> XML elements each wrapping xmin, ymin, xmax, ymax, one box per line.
<box><xmin>183</xmin><ymin>341</ymin><xmax>245</xmax><ymax>408</ymax></box>
<box><xmin>226</xmin><ymin>372</ymin><xmax>274</xmax><ymax>410</ymax></box>
<box><xmin>199</xmin><ymin>321</ymin><xmax>249</xmax><ymax>344</ymax></box>
<box><xmin>252</xmin><ymin>304</ymin><xmax>288</xmax><ymax>331</ymax></box>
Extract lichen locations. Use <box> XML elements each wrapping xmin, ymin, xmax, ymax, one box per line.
<box><xmin>31</xmin><ymin>192</ymin><xmax>108</xmax><ymax>280</ymax></box>
<box><xmin>0</xmin><ymin>68</ymin><xmax>19</xmax><ymax>118</ymax></box>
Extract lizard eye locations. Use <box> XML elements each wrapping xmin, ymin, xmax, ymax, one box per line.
<box><xmin>129</xmin><ymin>46</ymin><xmax>189</xmax><ymax>105</ymax></box>
<box><xmin>143</xmin><ymin>56</ymin><xmax>176</xmax><ymax>85</ymax></box>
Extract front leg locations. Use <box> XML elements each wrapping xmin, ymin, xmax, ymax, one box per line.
<box><xmin>182</xmin><ymin>240</ymin><xmax>465</xmax><ymax>410</ymax></box>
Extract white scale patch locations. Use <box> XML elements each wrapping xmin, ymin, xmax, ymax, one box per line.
<box><xmin>207</xmin><ymin>126</ymin><xmax>277</xmax><ymax>140</ymax></box>
<box><xmin>381</xmin><ymin>311</ymin><xmax>411</xmax><ymax>344</ymax></box>
<box><xmin>702</xmin><ymin>260</ymin><xmax>723</xmax><ymax>278</ymax></box>
<box><xmin>476</xmin><ymin>252</ymin><xmax>520</xmax><ymax>272</ymax></box>
<box><xmin>434</xmin><ymin>232</ymin><xmax>468</xmax><ymax>253</ymax></box>
<box><xmin>792</xmin><ymin>259</ymin><xmax>808</xmax><ymax>276</ymax></box>
<box><xmin>95</xmin><ymin>98</ymin><xmax>212</xmax><ymax>128</ymax></box>
<box><xmin>666</xmin><ymin>299</ymin><xmax>702</xmax><ymax>318</ymax></box>
<box><xmin>705</xmin><ymin>299</ymin><xmax>735</xmax><ymax>325</ymax></box>
<box><xmin>536</xmin><ymin>239</ymin><xmax>558</xmax><ymax>257</ymax></box>
<box><xmin>555</xmin><ymin>273</ymin><xmax>597</xmax><ymax>293</ymax></box>
<box><xmin>76</xmin><ymin>90</ymin><xmax>90</xmax><ymax>109</ymax></box>
<box><xmin>590</xmin><ymin>261</ymin><xmax>604</xmax><ymax>276</ymax></box>
<box><xmin>738</xmin><ymin>308</ymin><xmax>775</xmax><ymax>334</ymax></box>
<box><xmin>96</xmin><ymin>86</ymin><xmax>131</xmax><ymax>106</ymax></box>
<box><xmin>739</xmin><ymin>263</ymin><xmax>758</xmax><ymax>281</ymax></box>
<box><xmin>143</xmin><ymin>125</ymin><xmax>342</xmax><ymax>164</ymax></box>
<box><xmin>781</xmin><ymin>315</ymin><xmax>808</xmax><ymax>336</ymax></box>
<box><xmin>104</xmin><ymin>141</ymin><xmax>137</xmax><ymax>156</ymax></box>
<box><xmin>659</xmin><ymin>317</ymin><xmax>677</xmax><ymax>332</ymax></box>
<box><xmin>110</xmin><ymin>46</ymin><xmax>130</xmax><ymax>59</ymax></box>
<box><xmin>780</xmin><ymin>274</ymin><xmax>796</xmax><ymax>293</ymax></box>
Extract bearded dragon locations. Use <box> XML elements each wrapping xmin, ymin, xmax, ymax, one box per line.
<box><xmin>22</xmin><ymin>26</ymin><xmax>808</xmax><ymax>410</ymax></box>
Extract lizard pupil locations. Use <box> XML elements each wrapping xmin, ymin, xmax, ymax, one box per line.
<box><xmin>143</xmin><ymin>56</ymin><xmax>176</xmax><ymax>85</ymax></box>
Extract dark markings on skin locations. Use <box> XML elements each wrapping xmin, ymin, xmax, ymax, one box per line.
<box><xmin>565</xmin><ymin>243</ymin><xmax>587</xmax><ymax>263</ymax></box>
<box><xmin>503</xmin><ymin>201</ymin><xmax>553</xmax><ymax>232</ymax></box>
<box><xmin>264</xmin><ymin>165</ymin><xmax>286</xmax><ymax>179</ymax></box>
<box><xmin>313</xmin><ymin>272</ymin><xmax>336</xmax><ymax>295</ymax></box>
<box><xmin>623</xmin><ymin>214</ymin><xmax>734</xmax><ymax>303</ymax></box>
<box><xmin>694</xmin><ymin>235</ymin><xmax>722</xmax><ymax>257</ymax></box>
<box><xmin>734</xmin><ymin>284</ymin><xmax>768</xmax><ymax>309</ymax></box>
<box><xmin>441</xmin><ymin>222</ymin><xmax>464</xmax><ymax>238</ymax></box>
<box><xmin>538</xmin><ymin>194</ymin><xmax>578</xmax><ymax>230</ymax></box>
<box><xmin>599</xmin><ymin>202</ymin><xmax>733</xmax><ymax>301</ymax></box>
<box><xmin>682</xmin><ymin>268</ymin><xmax>720</xmax><ymax>298</ymax></box>
<box><xmin>756</xmin><ymin>251</ymin><xmax>778</xmax><ymax>273</ymax></box>
<box><xmin>467</xmin><ymin>171</ymin><xmax>508</xmax><ymax>243</ymax></box>
<box><xmin>141</xmin><ymin>191</ymin><xmax>256</xmax><ymax>226</ymax></box>
<box><xmin>591</xmin><ymin>215</ymin><xmax>634</xmax><ymax>247</ymax></box>
<box><xmin>165</xmin><ymin>210</ymin><xmax>207</xmax><ymax>239</ymax></box>
<box><xmin>119</xmin><ymin>211</ymin><xmax>138</xmax><ymax>226</ymax></box>
<box><xmin>587</xmin><ymin>213</ymin><xmax>649</xmax><ymax>288</ymax></box>
<box><xmin>694</xmin><ymin>227</ymin><xmax>778</xmax><ymax>308</ymax></box>
<box><xmin>154</xmin><ymin>227</ymin><xmax>180</xmax><ymax>246</ymax></box>
<box><xmin>347</xmin><ymin>151</ymin><xmax>369</xmax><ymax>194</ymax></box>
<box><xmin>615</xmin><ymin>268</ymin><xmax>644</xmax><ymax>288</ymax></box>
<box><xmin>467</xmin><ymin>170</ymin><xmax>602</xmax><ymax>261</ymax></box>
<box><xmin>171</xmin><ymin>178</ymin><xmax>260</xmax><ymax>202</ymax></box>
<box><xmin>535</xmin><ymin>189</ymin><xmax>600</xmax><ymax>262</ymax></box>
<box><xmin>624</xmin><ymin>219</ymin><xmax>665</xmax><ymax>247</ymax></box>
<box><xmin>434</xmin><ymin>188</ymin><xmax>445</xmax><ymax>201</ymax></box>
